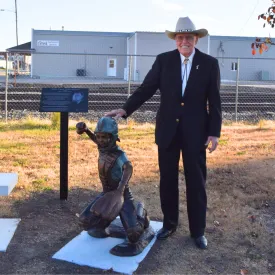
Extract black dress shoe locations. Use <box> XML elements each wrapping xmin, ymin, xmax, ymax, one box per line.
<box><xmin>194</xmin><ymin>235</ymin><xmax>208</xmax><ymax>249</ymax></box>
<box><xmin>157</xmin><ymin>227</ymin><xmax>176</xmax><ymax>240</ymax></box>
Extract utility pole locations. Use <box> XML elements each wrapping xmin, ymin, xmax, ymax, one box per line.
<box><xmin>15</xmin><ymin>0</ymin><xmax>18</xmax><ymax>46</ymax></box>
<box><xmin>0</xmin><ymin>2</ymin><xmax>18</xmax><ymax>46</ymax></box>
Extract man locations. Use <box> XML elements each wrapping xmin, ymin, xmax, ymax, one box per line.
<box><xmin>105</xmin><ymin>17</ymin><xmax>222</xmax><ymax>249</ymax></box>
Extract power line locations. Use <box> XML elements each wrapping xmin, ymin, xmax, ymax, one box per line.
<box><xmin>237</xmin><ymin>0</ymin><xmax>260</xmax><ymax>35</ymax></box>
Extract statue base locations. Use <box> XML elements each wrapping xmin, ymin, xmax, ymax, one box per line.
<box><xmin>88</xmin><ymin>218</ymin><xmax>155</xmax><ymax>257</ymax></box>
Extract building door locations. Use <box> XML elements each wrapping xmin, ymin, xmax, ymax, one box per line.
<box><xmin>107</xmin><ymin>58</ymin><xmax>117</xmax><ymax>77</ymax></box>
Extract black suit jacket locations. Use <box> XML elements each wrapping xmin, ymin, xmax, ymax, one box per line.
<box><xmin>123</xmin><ymin>48</ymin><xmax>222</xmax><ymax>149</ymax></box>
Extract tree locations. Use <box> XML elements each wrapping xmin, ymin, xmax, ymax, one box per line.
<box><xmin>251</xmin><ymin>0</ymin><xmax>275</xmax><ymax>55</ymax></box>
<box><xmin>258</xmin><ymin>0</ymin><xmax>275</xmax><ymax>28</ymax></box>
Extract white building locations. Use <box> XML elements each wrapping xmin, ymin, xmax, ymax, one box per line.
<box><xmin>11</xmin><ymin>29</ymin><xmax>274</xmax><ymax>81</ymax></box>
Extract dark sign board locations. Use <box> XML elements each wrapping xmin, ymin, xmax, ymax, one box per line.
<box><xmin>40</xmin><ymin>88</ymin><xmax>88</xmax><ymax>112</ymax></box>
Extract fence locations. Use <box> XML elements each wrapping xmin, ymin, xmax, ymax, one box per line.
<box><xmin>0</xmin><ymin>52</ymin><xmax>275</xmax><ymax>123</ymax></box>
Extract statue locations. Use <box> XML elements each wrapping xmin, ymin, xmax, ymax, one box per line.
<box><xmin>76</xmin><ymin>117</ymin><xmax>154</xmax><ymax>256</ymax></box>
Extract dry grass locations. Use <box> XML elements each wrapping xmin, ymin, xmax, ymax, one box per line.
<box><xmin>0</xmin><ymin>119</ymin><xmax>158</xmax><ymax>194</ymax></box>
<box><xmin>0</xmin><ymin>118</ymin><xmax>275</xmax><ymax>274</ymax></box>
<box><xmin>0</xmin><ymin>119</ymin><xmax>274</xmax><ymax>194</ymax></box>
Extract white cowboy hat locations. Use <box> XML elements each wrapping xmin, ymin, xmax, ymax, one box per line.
<box><xmin>165</xmin><ymin>17</ymin><xmax>208</xmax><ymax>39</ymax></box>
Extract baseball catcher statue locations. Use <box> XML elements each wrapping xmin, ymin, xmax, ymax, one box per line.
<box><xmin>76</xmin><ymin>117</ymin><xmax>154</xmax><ymax>256</ymax></box>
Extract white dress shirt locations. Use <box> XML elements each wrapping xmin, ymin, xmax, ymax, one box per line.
<box><xmin>180</xmin><ymin>49</ymin><xmax>195</xmax><ymax>96</ymax></box>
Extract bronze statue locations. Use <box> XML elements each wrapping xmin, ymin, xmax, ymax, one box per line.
<box><xmin>76</xmin><ymin>117</ymin><xmax>154</xmax><ymax>256</ymax></box>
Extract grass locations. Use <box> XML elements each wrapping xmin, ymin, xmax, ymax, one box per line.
<box><xmin>0</xmin><ymin>142</ymin><xmax>27</xmax><ymax>152</ymax></box>
<box><xmin>0</xmin><ymin>118</ymin><xmax>274</xmax><ymax>196</ymax></box>
<box><xmin>0</xmin><ymin>118</ymin><xmax>50</xmax><ymax>132</ymax></box>
<box><xmin>218</xmin><ymin>138</ymin><xmax>228</xmax><ymax>146</ymax></box>
<box><xmin>1</xmin><ymin>118</ymin><xmax>275</xmax><ymax>274</ymax></box>
<box><xmin>0</xmin><ymin>116</ymin><xmax>77</xmax><ymax>132</ymax></box>
<box><xmin>236</xmin><ymin>151</ymin><xmax>246</xmax><ymax>155</ymax></box>
<box><xmin>13</xmin><ymin>158</ymin><xmax>29</xmax><ymax>167</ymax></box>
<box><xmin>0</xmin><ymin>118</ymin><xmax>274</xmax><ymax>192</ymax></box>
<box><xmin>32</xmin><ymin>178</ymin><xmax>53</xmax><ymax>191</ymax></box>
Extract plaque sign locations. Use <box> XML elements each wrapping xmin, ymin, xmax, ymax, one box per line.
<box><xmin>40</xmin><ymin>88</ymin><xmax>88</xmax><ymax>113</ymax></box>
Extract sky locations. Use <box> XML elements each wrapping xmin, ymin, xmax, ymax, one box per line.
<box><xmin>0</xmin><ymin>0</ymin><xmax>274</xmax><ymax>51</ymax></box>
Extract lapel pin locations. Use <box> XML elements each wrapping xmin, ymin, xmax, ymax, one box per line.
<box><xmin>196</xmin><ymin>65</ymin><xmax>199</xmax><ymax>70</ymax></box>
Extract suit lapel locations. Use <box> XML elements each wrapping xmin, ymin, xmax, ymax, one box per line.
<box><xmin>168</xmin><ymin>50</ymin><xmax>182</xmax><ymax>100</ymax></box>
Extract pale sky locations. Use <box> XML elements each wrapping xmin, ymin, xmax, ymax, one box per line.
<box><xmin>0</xmin><ymin>0</ymin><xmax>274</xmax><ymax>51</ymax></box>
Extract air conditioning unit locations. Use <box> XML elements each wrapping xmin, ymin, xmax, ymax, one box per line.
<box><xmin>260</xmin><ymin>71</ymin><xmax>269</xmax><ymax>81</ymax></box>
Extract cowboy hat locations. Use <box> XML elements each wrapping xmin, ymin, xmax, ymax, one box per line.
<box><xmin>165</xmin><ymin>17</ymin><xmax>208</xmax><ymax>39</ymax></box>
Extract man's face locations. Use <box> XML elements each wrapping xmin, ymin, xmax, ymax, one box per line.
<box><xmin>96</xmin><ymin>132</ymin><xmax>111</xmax><ymax>148</ymax></box>
<box><xmin>175</xmin><ymin>33</ymin><xmax>198</xmax><ymax>57</ymax></box>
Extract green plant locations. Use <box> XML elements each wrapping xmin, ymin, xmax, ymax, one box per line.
<box><xmin>258</xmin><ymin>119</ymin><xmax>265</xmax><ymax>130</ymax></box>
<box><xmin>51</xmin><ymin>113</ymin><xmax>60</xmax><ymax>129</ymax></box>
<box><xmin>219</xmin><ymin>139</ymin><xmax>228</xmax><ymax>146</ymax></box>
<box><xmin>13</xmin><ymin>158</ymin><xmax>29</xmax><ymax>167</ymax></box>
<box><xmin>32</xmin><ymin>177</ymin><xmax>49</xmax><ymax>190</ymax></box>
<box><xmin>236</xmin><ymin>151</ymin><xmax>246</xmax><ymax>156</ymax></box>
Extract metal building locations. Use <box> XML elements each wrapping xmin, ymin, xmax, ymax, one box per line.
<box><xmin>30</xmin><ymin>29</ymin><xmax>275</xmax><ymax>82</ymax></box>
<box><xmin>31</xmin><ymin>30</ymin><xmax>128</xmax><ymax>79</ymax></box>
<box><xmin>210</xmin><ymin>35</ymin><xmax>275</xmax><ymax>81</ymax></box>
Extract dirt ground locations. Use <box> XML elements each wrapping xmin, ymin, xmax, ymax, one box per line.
<box><xmin>0</xmin><ymin>121</ymin><xmax>275</xmax><ymax>274</ymax></box>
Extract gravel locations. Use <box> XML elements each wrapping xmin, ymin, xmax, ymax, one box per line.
<box><xmin>0</xmin><ymin>110</ymin><xmax>274</xmax><ymax>123</ymax></box>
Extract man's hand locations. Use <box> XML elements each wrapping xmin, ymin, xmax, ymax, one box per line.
<box><xmin>104</xmin><ymin>109</ymin><xmax>127</xmax><ymax>119</ymax></box>
<box><xmin>205</xmin><ymin>136</ymin><xmax>219</xmax><ymax>153</ymax></box>
<box><xmin>76</xmin><ymin>122</ymin><xmax>87</xmax><ymax>135</ymax></box>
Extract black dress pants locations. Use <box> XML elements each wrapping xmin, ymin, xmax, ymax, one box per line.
<box><xmin>158</xmin><ymin>123</ymin><xmax>207</xmax><ymax>238</ymax></box>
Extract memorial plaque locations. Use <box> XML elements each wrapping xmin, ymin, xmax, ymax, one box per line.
<box><xmin>40</xmin><ymin>88</ymin><xmax>88</xmax><ymax>113</ymax></box>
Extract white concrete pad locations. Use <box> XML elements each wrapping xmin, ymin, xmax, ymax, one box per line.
<box><xmin>0</xmin><ymin>173</ymin><xmax>18</xmax><ymax>196</ymax></box>
<box><xmin>53</xmin><ymin>220</ymin><xmax>162</xmax><ymax>275</ymax></box>
<box><xmin>0</xmin><ymin>219</ymin><xmax>21</xmax><ymax>252</ymax></box>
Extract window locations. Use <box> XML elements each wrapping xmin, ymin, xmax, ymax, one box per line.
<box><xmin>231</xmin><ymin>62</ymin><xmax>238</xmax><ymax>71</ymax></box>
<box><xmin>109</xmin><ymin>60</ymin><xmax>114</xmax><ymax>68</ymax></box>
